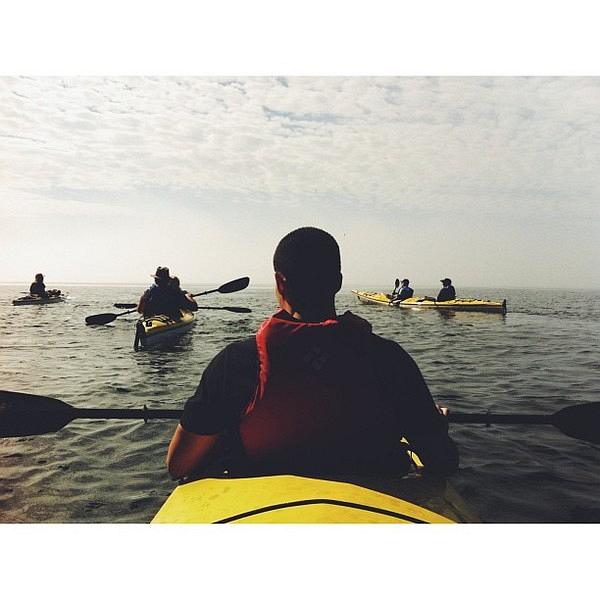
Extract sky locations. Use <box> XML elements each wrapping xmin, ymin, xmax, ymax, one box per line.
<box><xmin>1</xmin><ymin>76</ymin><xmax>599</xmax><ymax>288</ymax></box>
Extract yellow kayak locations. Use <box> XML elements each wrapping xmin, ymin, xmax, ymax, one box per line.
<box><xmin>134</xmin><ymin>309</ymin><xmax>195</xmax><ymax>349</ymax></box>
<box><xmin>352</xmin><ymin>290</ymin><xmax>507</xmax><ymax>314</ymax></box>
<box><xmin>152</xmin><ymin>472</ymin><xmax>476</xmax><ymax>524</ymax></box>
<box><xmin>153</xmin><ymin>442</ymin><xmax>476</xmax><ymax>524</ymax></box>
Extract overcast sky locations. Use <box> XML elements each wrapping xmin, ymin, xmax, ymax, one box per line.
<box><xmin>1</xmin><ymin>76</ymin><xmax>599</xmax><ymax>288</ymax></box>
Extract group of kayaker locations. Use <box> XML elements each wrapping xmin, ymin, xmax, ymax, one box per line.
<box><xmin>137</xmin><ymin>266</ymin><xmax>198</xmax><ymax>320</ymax></box>
<box><xmin>166</xmin><ymin>227</ymin><xmax>458</xmax><ymax>481</ymax></box>
<box><xmin>26</xmin><ymin>233</ymin><xmax>459</xmax><ymax>482</ymax></box>
<box><xmin>390</xmin><ymin>277</ymin><xmax>456</xmax><ymax>302</ymax></box>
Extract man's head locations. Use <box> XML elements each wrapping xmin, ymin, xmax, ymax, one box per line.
<box><xmin>273</xmin><ymin>227</ymin><xmax>342</xmax><ymax>313</ymax></box>
<box><xmin>401</xmin><ymin>279</ymin><xmax>409</xmax><ymax>286</ymax></box>
<box><xmin>35</xmin><ymin>273</ymin><xmax>44</xmax><ymax>282</ymax></box>
<box><xmin>152</xmin><ymin>266</ymin><xmax>171</xmax><ymax>287</ymax></box>
<box><xmin>441</xmin><ymin>278</ymin><xmax>452</xmax><ymax>286</ymax></box>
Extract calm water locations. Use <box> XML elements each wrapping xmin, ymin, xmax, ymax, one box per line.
<box><xmin>0</xmin><ymin>284</ymin><xmax>599</xmax><ymax>523</ymax></box>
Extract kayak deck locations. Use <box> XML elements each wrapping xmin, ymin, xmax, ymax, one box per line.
<box><xmin>135</xmin><ymin>310</ymin><xmax>195</xmax><ymax>348</ymax></box>
<box><xmin>352</xmin><ymin>290</ymin><xmax>506</xmax><ymax>313</ymax></box>
<box><xmin>12</xmin><ymin>295</ymin><xmax>66</xmax><ymax>306</ymax></box>
<box><xmin>152</xmin><ymin>473</ymin><xmax>477</xmax><ymax>524</ymax></box>
<box><xmin>398</xmin><ymin>296</ymin><xmax>507</xmax><ymax>313</ymax></box>
<box><xmin>351</xmin><ymin>290</ymin><xmax>393</xmax><ymax>307</ymax></box>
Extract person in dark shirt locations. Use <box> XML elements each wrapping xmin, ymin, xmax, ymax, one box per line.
<box><xmin>29</xmin><ymin>273</ymin><xmax>48</xmax><ymax>297</ymax></box>
<box><xmin>166</xmin><ymin>228</ymin><xmax>458</xmax><ymax>480</ymax></box>
<box><xmin>169</xmin><ymin>276</ymin><xmax>199</xmax><ymax>312</ymax></box>
<box><xmin>137</xmin><ymin>267</ymin><xmax>184</xmax><ymax>320</ymax></box>
<box><xmin>437</xmin><ymin>278</ymin><xmax>456</xmax><ymax>302</ymax></box>
<box><xmin>397</xmin><ymin>278</ymin><xmax>414</xmax><ymax>301</ymax></box>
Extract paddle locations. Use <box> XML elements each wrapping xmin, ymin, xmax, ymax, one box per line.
<box><xmin>86</xmin><ymin>277</ymin><xmax>250</xmax><ymax>326</ymax></box>
<box><xmin>85</xmin><ymin>308</ymin><xmax>137</xmax><ymax>326</ymax></box>
<box><xmin>114</xmin><ymin>303</ymin><xmax>251</xmax><ymax>313</ymax></box>
<box><xmin>191</xmin><ymin>276</ymin><xmax>250</xmax><ymax>298</ymax></box>
<box><xmin>1</xmin><ymin>390</ymin><xmax>598</xmax><ymax>443</ymax></box>
<box><xmin>197</xmin><ymin>306</ymin><xmax>252</xmax><ymax>313</ymax></box>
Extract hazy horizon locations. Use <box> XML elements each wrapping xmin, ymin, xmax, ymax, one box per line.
<box><xmin>2</xmin><ymin>76</ymin><xmax>599</xmax><ymax>289</ymax></box>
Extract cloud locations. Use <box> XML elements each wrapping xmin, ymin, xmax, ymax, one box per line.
<box><xmin>0</xmin><ymin>76</ymin><xmax>599</xmax><ymax>285</ymax></box>
<box><xmin>1</xmin><ymin>76</ymin><xmax>599</xmax><ymax>217</ymax></box>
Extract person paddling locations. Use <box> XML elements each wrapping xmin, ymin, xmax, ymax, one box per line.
<box><xmin>397</xmin><ymin>278</ymin><xmax>414</xmax><ymax>301</ymax></box>
<box><xmin>167</xmin><ymin>227</ymin><xmax>458</xmax><ymax>480</ymax></box>
<box><xmin>169</xmin><ymin>276</ymin><xmax>199</xmax><ymax>312</ymax></box>
<box><xmin>29</xmin><ymin>273</ymin><xmax>60</xmax><ymax>298</ymax></box>
<box><xmin>437</xmin><ymin>278</ymin><xmax>456</xmax><ymax>302</ymax></box>
<box><xmin>137</xmin><ymin>267</ymin><xmax>183</xmax><ymax>320</ymax></box>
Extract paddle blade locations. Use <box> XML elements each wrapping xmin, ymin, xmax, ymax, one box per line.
<box><xmin>222</xmin><ymin>306</ymin><xmax>251</xmax><ymax>313</ymax></box>
<box><xmin>218</xmin><ymin>277</ymin><xmax>250</xmax><ymax>294</ymax></box>
<box><xmin>552</xmin><ymin>402</ymin><xmax>600</xmax><ymax>444</ymax></box>
<box><xmin>114</xmin><ymin>303</ymin><xmax>137</xmax><ymax>309</ymax></box>
<box><xmin>0</xmin><ymin>391</ymin><xmax>75</xmax><ymax>437</ymax></box>
<box><xmin>85</xmin><ymin>313</ymin><xmax>118</xmax><ymax>325</ymax></box>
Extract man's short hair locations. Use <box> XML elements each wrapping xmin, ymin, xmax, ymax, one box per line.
<box><xmin>273</xmin><ymin>227</ymin><xmax>341</xmax><ymax>307</ymax></box>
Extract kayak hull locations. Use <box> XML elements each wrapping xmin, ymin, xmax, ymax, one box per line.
<box><xmin>352</xmin><ymin>290</ymin><xmax>507</xmax><ymax>314</ymax></box>
<box><xmin>135</xmin><ymin>310</ymin><xmax>195</xmax><ymax>348</ymax></box>
<box><xmin>152</xmin><ymin>473</ymin><xmax>477</xmax><ymax>524</ymax></box>
<box><xmin>12</xmin><ymin>295</ymin><xmax>66</xmax><ymax>306</ymax></box>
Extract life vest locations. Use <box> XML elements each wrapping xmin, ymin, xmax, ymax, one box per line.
<box><xmin>239</xmin><ymin>310</ymin><xmax>402</xmax><ymax>473</ymax></box>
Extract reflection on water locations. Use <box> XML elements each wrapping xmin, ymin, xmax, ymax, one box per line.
<box><xmin>0</xmin><ymin>284</ymin><xmax>599</xmax><ymax>523</ymax></box>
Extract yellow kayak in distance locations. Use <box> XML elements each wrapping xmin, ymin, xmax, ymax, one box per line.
<box><xmin>352</xmin><ymin>290</ymin><xmax>507</xmax><ymax>314</ymax></box>
<box><xmin>151</xmin><ymin>472</ymin><xmax>477</xmax><ymax>524</ymax></box>
<box><xmin>134</xmin><ymin>309</ymin><xmax>196</xmax><ymax>349</ymax></box>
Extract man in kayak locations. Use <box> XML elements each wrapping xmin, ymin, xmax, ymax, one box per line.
<box><xmin>169</xmin><ymin>276</ymin><xmax>199</xmax><ymax>312</ymax></box>
<box><xmin>29</xmin><ymin>273</ymin><xmax>61</xmax><ymax>298</ymax></box>
<box><xmin>167</xmin><ymin>228</ymin><xmax>458</xmax><ymax>480</ymax></box>
<box><xmin>137</xmin><ymin>267</ymin><xmax>186</xmax><ymax>320</ymax></box>
<box><xmin>29</xmin><ymin>273</ymin><xmax>49</xmax><ymax>298</ymax></box>
<box><xmin>437</xmin><ymin>278</ymin><xmax>456</xmax><ymax>302</ymax></box>
<box><xmin>396</xmin><ymin>278</ymin><xmax>414</xmax><ymax>301</ymax></box>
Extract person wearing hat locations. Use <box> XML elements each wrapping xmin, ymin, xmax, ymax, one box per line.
<box><xmin>397</xmin><ymin>278</ymin><xmax>414</xmax><ymax>301</ymax></box>
<box><xmin>437</xmin><ymin>278</ymin><xmax>456</xmax><ymax>302</ymax></box>
<box><xmin>137</xmin><ymin>266</ymin><xmax>183</xmax><ymax>320</ymax></box>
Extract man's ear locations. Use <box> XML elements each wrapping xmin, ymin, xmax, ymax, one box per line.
<box><xmin>335</xmin><ymin>272</ymin><xmax>343</xmax><ymax>294</ymax></box>
<box><xmin>275</xmin><ymin>271</ymin><xmax>287</xmax><ymax>297</ymax></box>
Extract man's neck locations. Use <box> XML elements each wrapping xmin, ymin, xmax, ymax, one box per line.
<box><xmin>280</xmin><ymin>302</ymin><xmax>337</xmax><ymax>323</ymax></box>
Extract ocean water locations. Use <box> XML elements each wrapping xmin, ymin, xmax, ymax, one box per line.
<box><xmin>0</xmin><ymin>284</ymin><xmax>599</xmax><ymax>523</ymax></box>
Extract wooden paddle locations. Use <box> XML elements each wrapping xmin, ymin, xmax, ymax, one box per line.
<box><xmin>1</xmin><ymin>390</ymin><xmax>598</xmax><ymax>443</ymax></box>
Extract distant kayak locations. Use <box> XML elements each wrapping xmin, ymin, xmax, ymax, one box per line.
<box><xmin>12</xmin><ymin>294</ymin><xmax>66</xmax><ymax>306</ymax></box>
<box><xmin>134</xmin><ymin>309</ymin><xmax>195</xmax><ymax>349</ymax></box>
<box><xmin>352</xmin><ymin>290</ymin><xmax>507</xmax><ymax>314</ymax></box>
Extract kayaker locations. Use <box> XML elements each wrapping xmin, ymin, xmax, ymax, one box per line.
<box><xmin>166</xmin><ymin>227</ymin><xmax>458</xmax><ymax>480</ymax></box>
<box><xmin>437</xmin><ymin>278</ymin><xmax>456</xmax><ymax>302</ymax></box>
<box><xmin>137</xmin><ymin>267</ymin><xmax>183</xmax><ymax>320</ymax></box>
<box><xmin>169</xmin><ymin>276</ymin><xmax>198</xmax><ymax>312</ymax></box>
<box><xmin>29</xmin><ymin>273</ymin><xmax>49</xmax><ymax>298</ymax></box>
<box><xmin>397</xmin><ymin>278</ymin><xmax>414</xmax><ymax>301</ymax></box>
